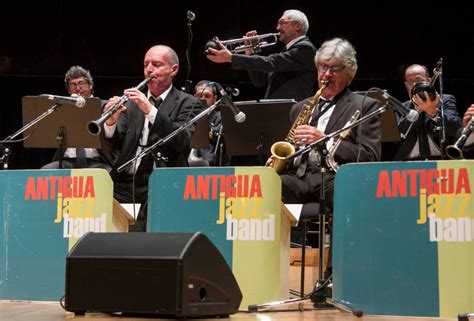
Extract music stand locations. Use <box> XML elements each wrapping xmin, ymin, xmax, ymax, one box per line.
<box><xmin>21</xmin><ymin>96</ymin><xmax>103</xmax><ymax>149</ymax></box>
<box><xmin>190</xmin><ymin>115</ymin><xmax>209</xmax><ymax>149</ymax></box>
<box><xmin>220</xmin><ymin>100</ymin><xmax>295</xmax><ymax>163</ymax></box>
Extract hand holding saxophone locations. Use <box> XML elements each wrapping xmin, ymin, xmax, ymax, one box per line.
<box><xmin>294</xmin><ymin>125</ymin><xmax>325</xmax><ymax>145</ymax></box>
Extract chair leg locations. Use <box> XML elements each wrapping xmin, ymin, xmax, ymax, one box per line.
<box><xmin>317</xmin><ymin>213</ymin><xmax>326</xmax><ymax>282</ymax></box>
<box><xmin>300</xmin><ymin>220</ymin><xmax>307</xmax><ymax>298</ymax></box>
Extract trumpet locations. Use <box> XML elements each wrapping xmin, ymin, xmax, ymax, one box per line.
<box><xmin>204</xmin><ymin>33</ymin><xmax>280</xmax><ymax>55</ymax></box>
<box><xmin>87</xmin><ymin>77</ymin><xmax>151</xmax><ymax>135</ymax></box>
<box><xmin>446</xmin><ymin>116</ymin><xmax>474</xmax><ymax>159</ymax></box>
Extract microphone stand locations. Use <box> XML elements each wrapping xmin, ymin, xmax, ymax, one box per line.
<box><xmin>213</xmin><ymin>125</ymin><xmax>224</xmax><ymax>166</ymax></box>
<box><xmin>184</xmin><ymin>12</ymin><xmax>194</xmax><ymax>94</ymax></box>
<box><xmin>435</xmin><ymin>58</ymin><xmax>446</xmax><ymax>159</ymax></box>
<box><xmin>248</xmin><ymin>103</ymin><xmax>386</xmax><ymax>315</ymax></box>
<box><xmin>0</xmin><ymin>102</ymin><xmax>63</xmax><ymax>169</ymax></box>
<box><xmin>288</xmin><ymin>104</ymin><xmax>388</xmax><ymax>161</ymax></box>
<box><xmin>117</xmin><ymin>98</ymin><xmax>223</xmax><ymax>173</ymax></box>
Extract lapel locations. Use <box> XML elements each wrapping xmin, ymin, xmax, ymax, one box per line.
<box><xmin>159</xmin><ymin>86</ymin><xmax>179</xmax><ymax>117</ymax></box>
<box><xmin>324</xmin><ymin>88</ymin><xmax>355</xmax><ymax>133</ymax></box>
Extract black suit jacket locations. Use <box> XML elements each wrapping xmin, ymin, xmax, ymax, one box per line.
<box><xmin>108</xmin><ymin>86</ymin><xmax>201</xmax><ymax>185</ymax></box>
<box><xmin>290</xmin><ymin>88</ymin><xmax>382</xmax><ymax>166</ymax></box>
<box><xmin>394</xmin><ymin>94</ymin><xmax>462</xmax><ymax>160</ymax></box>
<box><xmin>231</xmin><ymin>36</ymin><xmax>317</xmax><ymax>101</ymax></box>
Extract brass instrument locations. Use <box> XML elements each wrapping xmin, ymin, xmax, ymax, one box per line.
<box><xmin>410</xmin><ymin>59</ymin><xmax>442</xmax><ymax>113</ymax></box>
<box><xmin>446</xmin><ymin>116</ymin><xmax>474</xmax><ymax>159</ymax></box>
<box><xmin>204</xmin><ymin>33</ymin><xmax>279</xmax><ymax>55</ymax></box>
<box><xmin>87</xmin><ymin>77</ymin><xmax>151</xmax><ymax>135</ymax></box>
<box><xmin>266</xmin><ymin>80</ymin><xmax>329</xmax><ymax>173</ymax></box>
<box><xmin>325</xmin><ymin>110</ymin><xmax>361</xmax><ymax>172</ymax></box>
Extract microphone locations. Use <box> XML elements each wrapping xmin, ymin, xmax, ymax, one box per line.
<box><xmin>213</xmin><ymin>83</ymin><xmax>246</xmax><ymax>123</ymax></box>
<box><xmin>378</xmin><ymin>89</ymin><xmax>419</xmax><ymax>122</ymax></box>
<box><xmin>40</xmin><ymin>94</ymin><xmax>86</xmax><ymax>108</ymax></box>
<box><xmin>187</xmin><ymin>10</ymin><xmax>195</xmax><ymax>25</ymax></box>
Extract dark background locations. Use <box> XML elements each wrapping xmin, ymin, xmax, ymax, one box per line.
<box><xmin>1</xmin><ymin>3</ymin><xmax>473</xmax><ymax>169</ymax></box>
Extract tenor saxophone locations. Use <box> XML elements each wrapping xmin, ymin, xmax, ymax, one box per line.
<box><xmin>325</xmin><ymin>110</ymin><xmax>361</xmax><ymax>172</ymax></box>
<box><xmin>266</xmin><ymin>80</ymin><xmax>329</xmax><ymax>173</ymax></box>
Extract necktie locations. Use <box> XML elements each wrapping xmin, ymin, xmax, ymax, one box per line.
<box><xmin>418</xmin><ymin>119</ymin><xmax>431</xmax><ymax>159</ymax></box>
<box><xmin>310</xmin><ymin>99</ymin><xmax>333</xmax><ymax>126</ymax></box>
<box><xmin>76</xmin><ymin>147</ymin><xmax>87</xmax><ymax>168</ymax></box>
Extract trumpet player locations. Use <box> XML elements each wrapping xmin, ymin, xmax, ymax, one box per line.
<box><xmin>394</xmin><ymin>64</ymin><xmax>462</xmax><ymax>161</ymax></box>
<box><xmin>102</xmin><ymin>45</ymin><xmax>202</xmax><ymax>231</ymax></box>
<box><xmin>206</xmin><ymin>9</ymin><xmax>316</xmax><ymax>101</ymax></box>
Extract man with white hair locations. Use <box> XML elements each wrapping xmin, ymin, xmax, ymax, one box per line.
<box><xmin>207</xmin><ymin>9</ymin><xmax>317</xmax><ymax>101</ymax></box>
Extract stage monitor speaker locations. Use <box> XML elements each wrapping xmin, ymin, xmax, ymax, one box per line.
<box><xmin>65</xmin><ymin>232</ymin><xmax>242</xmax><ymax>317</ymax></box>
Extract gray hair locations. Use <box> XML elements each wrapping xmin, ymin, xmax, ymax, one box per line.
<box><xmin>284</xmin><ymin>9</ymin><xmax>309</xmax><ymax>35</ymax></box>
<box><xmin>64</xmin><ymin>65</ymin><xmax>94</xmax><ymax>88</ymax></box>
<box><xmin>315</xmin><ymin>38</ymin><xmax>358</xmax><ymax>84</ymax></box>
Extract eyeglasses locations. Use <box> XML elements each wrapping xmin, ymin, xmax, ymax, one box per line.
<box><xmin>404</xmin><ymin>79</ymin><xmax>425</xmax><ymax>86</ymax></box>
<box><xmin>317</xmin><ymin>64</ymin><xmax>345</xmax><ymax>74</ymax></box>
<box><xmin>68</xmin><ymin>80</ymin><xmax>89</xmax><ymax>89</ymax></box>
<box><xmin>276</xmin><ymin>19</ymin><xmax>294</xmax><ymax>27</ymax></box>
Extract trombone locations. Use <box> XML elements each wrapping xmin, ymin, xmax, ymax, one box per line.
<box><xmin>87</xmin><ymin>77</ymin><xmax>151</xmax><ymax>135</ymax></box>
<box><xmin>204</xmin><ymin>33</ymin><xmax>279</xmax><ymax>55</ymax></box>
<box><xmin>410</xmin><ymin>59</ymin><xmax>442</xmax><ymax>114</ymax></box>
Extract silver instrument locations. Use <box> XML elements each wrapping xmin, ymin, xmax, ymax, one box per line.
<box><xmin>87</xmin><ymin>78</ymin><xmax>151</xmax><ymax>135</ymax></box>
<box><xmin>325</xmin><ymin>110</ymin><xmax>361</xmax><ymax>172</ymax></box>
<box><xmin>205</xmin><ymin>33</ymin><xmax>279</xmax><ymax>55</ymax></box>
<box><xmin>446</xmin><ymin>116</ymin><xmax>474</xmax><ymax>159</ymax></box>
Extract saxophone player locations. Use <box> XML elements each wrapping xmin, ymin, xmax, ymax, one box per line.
<box><xmin>280</xmin><ymin>37</ymin><xmax>382</xmax><ymax>208</ymax></box>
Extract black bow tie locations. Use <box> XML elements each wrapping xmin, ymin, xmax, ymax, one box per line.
<box><xmin>318</xmin><ymin>98</ymin><xmax>332</xmax><ymax>107</ymax></box>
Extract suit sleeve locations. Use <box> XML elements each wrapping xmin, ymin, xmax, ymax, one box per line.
<box><xmin>232</xmin><ymin>42</ymin><xmax>316</xmax><ymax>88</ymax></box>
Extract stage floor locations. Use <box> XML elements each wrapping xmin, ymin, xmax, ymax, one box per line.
<box><xmin>0</xmin><ymin>301</ymin><xmax>457</xmax><ymax>321</ymax></box>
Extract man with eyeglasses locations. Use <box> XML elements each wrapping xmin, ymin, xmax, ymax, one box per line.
<box><xmin>188</xmin><ymin>80</ymin><xmax>229</xmax><ymax>166</ymax></box>
<box><xmin>394</xmin><ymin>64</ymin><xmax>462</xmax><ymax>161</ymax></box>
<box><xmin>41</xmin><ymin>65</ymin><xmax>114</xmax><ymax>171</ymax></box>
<box><xmin>278</xmin><ymin>38</ymin><xmax>382</xmax><ymax>270</ymax></box>
<box><xmin>207</xmin><ymin>9</ymin><xmax>316</xmax><ymax>102</ymax></box>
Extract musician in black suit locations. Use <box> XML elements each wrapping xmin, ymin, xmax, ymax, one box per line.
<box><xmin>394</xmin><ymin>64</ymin><xmax>462</xmax><ymax>160</ymax></box>
<box><xmin>103</xmin><ymin>45</ymin><xmax>201</xmax><ymax>228</ymax></box>
<box><xmin>207</xmin><ymin>9</ymin><xmax>316</xmax><ymax>101</ymax></box>
<box><xmin>279</xmin><ymin>38</ymin><xmax>382</xmax><ymax>209</ymax></box>
<box><xmin>42</xmin><ymin>65</ymin><xmax>114</xmax><ymax>170</ymax></box>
